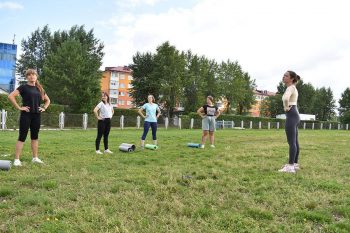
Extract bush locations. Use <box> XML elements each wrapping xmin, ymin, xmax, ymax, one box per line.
<box><xmin>0</xmin><ymin>94</ymin><xmax>21</xmax><ymax>111</ymax></box>
<box><xmin>340</xmin><ymin>111</ymin><xmax>350</xmax><ymax>124</ymax></box>
<box><xmin>45</xmin><ymin>104</ymin><xmax>68</xmax><ymax>114</ymax></box>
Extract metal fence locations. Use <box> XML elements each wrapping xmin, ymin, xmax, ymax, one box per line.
<box><xmin>1</xmin><ymin>109</ymin><xmax>349</xmax><ymax>131</ymax></box>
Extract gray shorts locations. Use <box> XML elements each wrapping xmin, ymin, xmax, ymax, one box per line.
<box><xmin>202</xmin><ymin>116</ymin><xmax>216</xmax><ymax>131</ymax></box>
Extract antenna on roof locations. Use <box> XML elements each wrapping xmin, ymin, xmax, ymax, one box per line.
<box><xmin>13</xmin><ymin>34</ymin><xmax>16</xmax><ymax>44</ymax></box>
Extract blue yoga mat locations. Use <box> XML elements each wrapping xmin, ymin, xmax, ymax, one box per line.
<box><xmin>187</xmin><ymin>143</ymin><xmax>201</xmax><ymax>148</ymax></box>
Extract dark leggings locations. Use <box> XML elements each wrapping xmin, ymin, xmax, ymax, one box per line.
<box><xmin>285</xmin><ymin>106</ymin><xmax>300</xmax><ymax>164</ymax></box>
<box><xmin>95</xmin><ymin>118</ymin><xmax>111</xmax><ymax>150</ymax></box>
<box><xmin>141</xmin><ymin>121</ymin><xmax>157</xmax><ymax>140</ymax></box>
<box><xmin>18</xmin><ymin>112</ymin><xmax>41</xmax><ymax>142</ymax></box>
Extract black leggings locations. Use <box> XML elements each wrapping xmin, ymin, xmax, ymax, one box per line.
<box><xmin>285</xmin><ymin>106</ymin><xmax>300</xmax><ymax>164</ymax></box>
<box><xmin>18</xmin><ymin>112</ymin><xmax>41</xmax><ymax>142</ymax></box>
<box><xmin>95</xmin><ymin>118</ymin><xmax>111</xmax><ymax>150</ymax></box>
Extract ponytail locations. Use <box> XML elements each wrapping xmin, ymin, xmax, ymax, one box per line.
<box><xmin>287</xmin><ymin>70</ymin><xmax>301</xmax><ymax>84</ymax></box>
<box><xmin>35</xmin><ymin>80</ymin><xmax>45</xmax><ymax>100</ymax></box>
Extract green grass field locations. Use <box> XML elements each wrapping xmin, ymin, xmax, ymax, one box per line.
<box><xmin>0</xmin><ymin>129</ymin><xmax>349</xmax><ymax>232</ymax></box>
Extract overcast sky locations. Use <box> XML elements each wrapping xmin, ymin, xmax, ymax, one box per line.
<box><xmin>1</xmin><ymin>0</ymin><xmax>349</xmax><ymax>103</ymax></box>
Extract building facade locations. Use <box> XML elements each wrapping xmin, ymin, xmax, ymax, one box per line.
<box><xmin>249</xmin><ymin>89</ymin><xmax>276</xmax><ymax>117</ymax></box>
<box><xmin>101</xmin><ymin>66</ymin><xmax>134</xmax><ymax>108</ymax></box>
<box><xmin>0</xmin><ymin>42</ymin><xmax>17</xmax><ymax>92</ymax></box>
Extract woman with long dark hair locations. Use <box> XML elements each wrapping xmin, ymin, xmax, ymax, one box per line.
<box><xmin>8</xmin><ymin>69</ymin><xmax>50</xmax><ymax>166</ymax></box>
<box><xmin>279</xmin><ymin>71</ymin><xmax>301</xmax><ymax>173</ymax></box>
<box><xmin>93</xmin><ymin>92</ymin><xmax>114</xmax><ymax>154</ymax></box>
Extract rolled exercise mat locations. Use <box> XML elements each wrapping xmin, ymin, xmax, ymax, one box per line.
<box><xmin>0</xmin><ymin>160</ymin><xmax>11</xmax><ymax>171</ymax></box>
<box><xmin>120</xmin><ymin>143</ymin><xmax>136</xmax><ymax>151</ymax></box>
<box><xmin>119</xmin><ymin>145</ymin><xmax>133</xmax><ymax>152</ymax></box>
<box><xmin>145</xmin><ymin>144</ymin><xmax>158</xmax><ymax>150</ymax></box>
<box><xmin>187</xmin><ymin>143</ymin><xmax>201</xmax><ymax>148</ymax></box>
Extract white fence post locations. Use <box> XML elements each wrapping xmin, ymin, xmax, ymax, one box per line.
<box><xmin>329</xmin><ymin>123</ymin><xmax>332</xmax><ymax>130</ymax></box>
<box><xmin>222</xmin><ymin>120</ymin><xmax>225</xmax><ymax>129</ymax></box>
<box><xmin>178</xmin><ymin>117</ymin><xmax>182</xmax><ymax>130</ymax></box>
<box><xmin>250</xmin><ymin>121</ymin><xmax>252</xmax><ymax>129</ymax></box>
<box><xmin>303</xmin><ymin>122</ymin><xmax>306</xmax><ymax>130</ymax></box>
<box><xmin>82</xmin><ymin>113</ymin><xmax>88</xmax><ymax>130</ymax></box>
<box><xmin>277</xmin><ymin>122</ymin><xmax>280</xmax><ymax>130</ymax></box>
<box><xmin>320</xmin><ymin>123</ymin><xmax>323</xmax><ymax>130</ymax></box>
<box><xmin>346</xmin><ymin>124</ymin><xmax>349</xmax><ymax>130</ymax></box>
<box><xmin>268</xmin><ymin>122</ymin><xmax>270</xmax><ymax>130</ymax></box>
<box><xmin>137</xmin><ymin>116</ymin><xmax>141</xmax><ymax>129</ymax></box>
<box><xmin>120</xmin><ymin>115</ymin><xmax>124</xmax><ymax>130</ymax></box>
<box><xmin>338</xmin><ymin>124</ymin><xmax>341</xmax><ymax>130</ymax></box>
<box><xmin>259</xmin><ymin>121</ymin><xmax>262</xmax><ymax>129</ymax></box>
<box><xmin>312</xmin><ymin>123</ymin><xmax>314</xmax><ymax>130</ymax></box>
<box><xmin>231</xmin><ymin>121</ymin><xmax>234</xmax><ymax>129</ymax></box>
<box><xmin>59</xmin><ymin>112</ymin><xmax>65</xmax><ymax>130</ymax></box>
<box><xmin>1</xmin><ymin>109</ymin><xmax>6</xmax><ymax>130</ymax></box>
<box><xmin>165</xmin><ymin>117</ymin><xmax>169</xmax><ymax>130</ymax></box>
<box><xmin>190</xmin><ymin>118</ymin><xmax>194</xmax><ymax>129</ymax></box>
<box><xmin>241</xmin><ymin>120</ymin><xmax>244</xmax><ymax>128</ymax></box>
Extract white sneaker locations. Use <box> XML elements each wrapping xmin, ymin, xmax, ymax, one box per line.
<box><xmin>104</xmin><ymin>149</ymin><xmax>113</xmax><ymax>154</ymax></box>
<box><xmin>294</xmin><ymin>163</ymin><xmax>300</xmax><ymax>170</ymax></box>
<box><xmin>96</xmin><ymin>150</ymin><xmax>103</xmax><ymax>154</ymax></box>
<box><xmin>13</xmin><ymin>159</ymin><xmax>22</xmax><ymax>167</ymax></box>
<box><xmin>210</xmin><ymin>145</ymin><xmax>215</xmax><ymax>148</ymax></box>
<box><xmin>32</xmin><ymin>157</ymin><xmax>44</xmax><ymax>164</ymax></box>
<box><xmin>200</xmin><ymin>144</ymin><xmax>205</xmax><ymax>149</ymax></box>
<box><xmin>278</xmin><ymin>164</ymin><xmax>296</xmax><ymax>173</ymax></box>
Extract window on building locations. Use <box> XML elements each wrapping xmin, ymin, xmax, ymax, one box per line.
<box><xmin>119</xmin><ymin>91</ymin><xmax>125</xmax><ymax>96</ymax></box>
<box><xmin>110</xmin><ymin>98</ymin><xmax>117</xmax><ymax>105</ymax></box>
<box><xmin>128</xmin><ymin>75</ymin><xmax>133</xmax><ymax>80</ymax></box>
<box><xmin>118</xmin><ymin>100</ymin><xmax>125</xmax><ymax>105</ymax></box>
<box><xmin>128</xmin><ymin>83</ymin><xmax>133</xmax><ymax>88</ymax></box>
<box><xmin>119</xmin><ymin>73</ymin><xmax>125</xmax><ymax>80</ymax></box>
<box><xmin>119</xmin><ymin>83</ymin><xmax>125</xmax><ymax>88</ymax></box>
<box><xmin>127</xmin><ymin>101</ymin><xmax>132</xmax><ymax>106</ymax></box>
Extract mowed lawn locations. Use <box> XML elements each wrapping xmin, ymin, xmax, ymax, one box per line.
<box><xmin>0</xmin><ymin>129</ymin><xmax>349</xmax><ymax>233</ymax></box>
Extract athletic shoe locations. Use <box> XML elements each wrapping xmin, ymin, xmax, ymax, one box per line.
<box><xmin>96</xmin><ymin>150</ymin><xmax>103</xmax><ymax>154</ymax></box>
<box><xmin>32</xmin><ymin>157</ymin><xmax>44</xmax><ymax>164</ymax></box>
<box><xmin>210</xmin><ymin>145</ymin><xmax>215</xmax><ymax>148</ymax></box>
<box><xmin>294</xmin><ymin>163</ymin><xmax>300</xmax><ymax>170</ymax></box>
<box><xmin>13</xmin><ymin>159</ymin><xmax>22</xmax><ymax>167</ymax></box>
<box><xmin>104</xmin><ymin>149</ymin><xmax>113</xmax><ymax>154</ymax></box>
<box><xmin>200</xmin><ymin>144</ymin><xmax>205</xmax><ymax>149</ymax></box>
<box><xmin>278</xmin><ymin>164</ymin><xmax>296</xmax><ymax>173</ymax></box>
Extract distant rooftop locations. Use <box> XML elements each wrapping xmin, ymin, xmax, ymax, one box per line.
<box><xmin>105</xmin><ymin>66</ymin><xmax>132</xmax><ymax>73</ymax></box>
<box><xmin>254</xmin><ymin>89</ymin><xmax>276</xmax><ymax>97</ymax></box>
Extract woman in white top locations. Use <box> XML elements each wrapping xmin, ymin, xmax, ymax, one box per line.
<box><xmin>93</xmin><ymin>92</ymin><xmax>114</xmax><ymax>154</ymax></box>
<box><xmin>279</xmin><ymin>71</ymin><xmax>301</xmax><ymax>173</ymax></box>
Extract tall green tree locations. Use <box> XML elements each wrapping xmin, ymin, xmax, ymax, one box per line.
<box><xmin>338</xmin><ymin>87</ymin><xmax>350</xmax><ymax>117</ymax></box>
<box><xmin>313</xmin><ymin>87</ymin><xmax>336</xmax><ymax>121</ymax></box>
<box><xmin>218</xmin><ymin>60</ymin><xmax>252</xmax><ymax>114</ymax></box>
<box><xmin>16</xmin><ymin>25</ymin><xmax>51</xmax><ymax>76</ymax></box>
<box><xmin>296</xmin><ymin>81</ymin><xmax>316</xmax><ymax>114</ymax></box>
<box><xmin>237</xmin><ymin>72</ymin><xmax>256</xmax><ymax>115</ymax></box>
<box><xmin>129</xmin><ymin>52</ymin><xmax>158</xmax><ymax>106</ymax></box>
<box><xmin>43</xmin><ymin>40</ymin><xmax>102</xmax><ymax>113</ymax></box>
<box><xmin>17</xmin><ymin>25</ymin><xmax>104</xmax><ymax>113</ymax></box>
<box><xmin>152</xmin><ymin>42</ymin><xmax>186</xmax><ymax>117</ymax></box>
<box><xmin>182</xmin><ymin>52</ymin><xmax>217</xmax><ymax>113</ymax></box>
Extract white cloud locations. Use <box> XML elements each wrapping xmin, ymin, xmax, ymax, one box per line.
<box><xmin>0</xmin><ymin>1</ymin><xmax>23</xmax><ymax>10</ymax></box>
<box><xmin>102</xmin><ymin>0</ymin><xmax>350</xmax><ymax>101</ymax></box>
